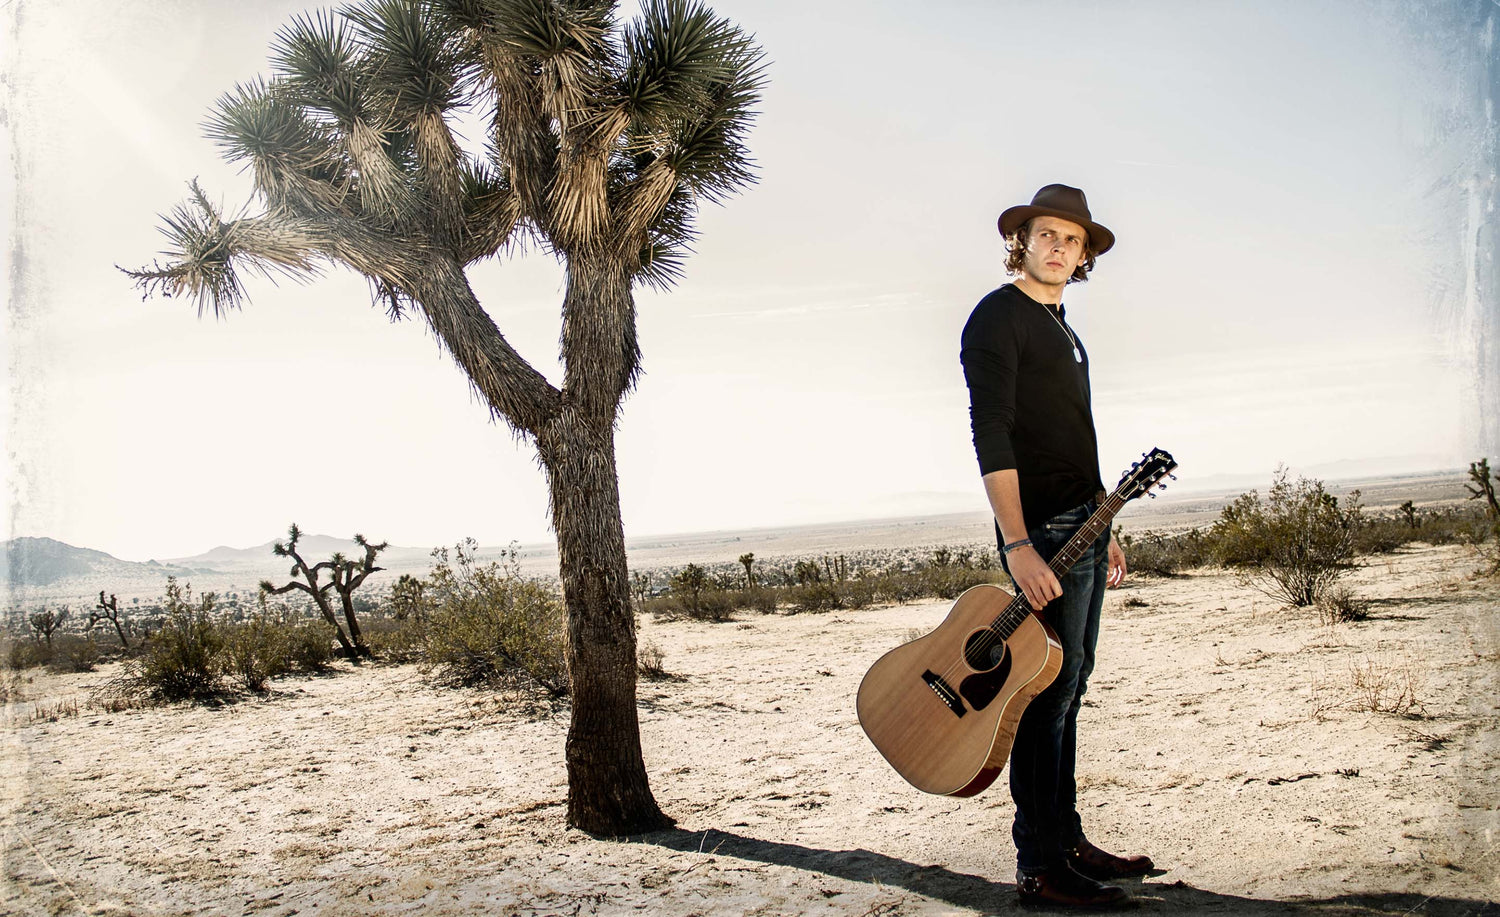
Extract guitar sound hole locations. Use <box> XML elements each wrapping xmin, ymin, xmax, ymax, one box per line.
<box><xmin>963</xmin><ymin>630</ymin><xmax>1006</xmax><ymax>671</ymax></box>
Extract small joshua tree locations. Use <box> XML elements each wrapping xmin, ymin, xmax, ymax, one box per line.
<box><xmin>390</xmin><ymin>573</ymin><xmax>428</xmax><ymax>622</ymax></box>
<box><xmin>738</xmin><ymin>552</ymin><xmax>755</xmax><ymax>589</ymax></box>
<box><xmin>327</xmin><ymin>534</ymin><xmax>389</xmax><ymax>657</ymax></box>
<box><xmin>92</xmin><ymin>592</ymin><xmax>131</xmax><ymax>649</ymax></box>
<box><xmin>259</xmin><ymin>523</ymin><xmax>355</xmax><ymax>657</ymax></box>
<box><xmin>1467</xmin><ymin>458</ymin><xmax>1500</xmax><ymax>518</ymax></box>
<box><xmin>669</xmin><ymin>563</ymin><xmax>709</xmax><ymax>615</ymax></box>
<box><xmin>1468</xmin><ymin>458</ymin><xmax>1500</xmax><ymax>574</ymax></box>
<box><xmin>1398</xmin><ymin>500</ymin><xmax>1419</xmax><ymax>529</ymax></box>
<box><xmin>28</xmin><ymin>607</ymin><xmax>68</xmax><ymax>648</ymax></box>
<box><xmin>630</xmin><ymin>571</ymin><xmax>651</xmax><ymax>612</ymax></box>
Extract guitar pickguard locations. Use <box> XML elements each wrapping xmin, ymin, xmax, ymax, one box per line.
<box><xmin>958</xmin><ymin>636</ymin><xmax>1011</xmax><ymax>712</ymax></box>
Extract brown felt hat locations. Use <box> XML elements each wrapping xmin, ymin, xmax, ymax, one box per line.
<box><xmin>998</xmin><ymin>183</ymin><xmax>1114</xmax><ymax>255</ymax></box>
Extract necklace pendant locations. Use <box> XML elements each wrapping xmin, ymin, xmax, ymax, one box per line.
<box><xmin>1072</xmin><ymin>347</ymin><xmax>1082</xmax><ymax>363</ymax></box>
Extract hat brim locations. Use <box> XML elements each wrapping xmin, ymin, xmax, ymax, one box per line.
<box><xmin>998</xmin><ymin>205</ymin><xmax>1115</xmax><ymax>255</ymax></box>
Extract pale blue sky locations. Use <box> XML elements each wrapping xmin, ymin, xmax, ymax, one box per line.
<box><xmin>4</xmin><ymin>0</ymin><xmax>1493</xmax><ymax>560</ymax></box>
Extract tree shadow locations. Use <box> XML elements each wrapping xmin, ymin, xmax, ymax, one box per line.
<box><xmin>628</xmin><ymin>826</ymin><xmax>1495</xmax><ymax>915</ymax></box>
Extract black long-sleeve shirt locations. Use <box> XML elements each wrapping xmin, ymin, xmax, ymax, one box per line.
<box><xmin>960</xmin><ymin>283</ymin><xmax>1105</xmax><ymax>532</ymax></box>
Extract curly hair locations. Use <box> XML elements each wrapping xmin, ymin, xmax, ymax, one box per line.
<box><xmin>1004</xmin><ymin>219</ymin><xmax>1098</xmax><ymax>284</ymax></box>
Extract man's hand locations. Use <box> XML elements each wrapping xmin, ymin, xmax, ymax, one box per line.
<box><xmin>1107</xmin><ymin>537</ymin><xmax>1127</xmax><ymax>588</ymax></box>
<box><xmin>1009</xmin><ymin>546</ymin><xmax>1063</xmax><ymax>611</ymax></box>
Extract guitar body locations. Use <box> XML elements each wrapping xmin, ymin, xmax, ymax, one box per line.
<box><xmin>856</xmin><ymin>583</ymin><xmax>1063</xmax><ymax>797</ymax></box>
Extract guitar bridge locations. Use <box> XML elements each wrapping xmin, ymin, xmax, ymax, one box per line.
<box><xmin>922</xmin><ymin>669</ymin><xmax>966</xmax><ymax>718</ymax></box>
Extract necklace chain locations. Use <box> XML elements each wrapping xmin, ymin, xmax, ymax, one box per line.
<box><xmin>1041</xmin><ymin>302</ymin><xmax>1083</xmax><ymax>363</ymax></box>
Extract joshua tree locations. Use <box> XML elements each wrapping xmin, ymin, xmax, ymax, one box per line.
<box><xmin>737</xmin><ymin>552</ymin><xmax>755</xmax><ymax>589</ymax></box>
<box><xmin>630</xmin><ymin>570</ymin><xmax>651</xmax><ymax>612</ymax></box>
<box><xmin>259</xmin><ymin>523</ymin><xmax>354</xmax><ymax>657</ymax></box>
<box><xmin>389</xmin><ymin>573</ymin><xmax>428</xmax><ymax>622</ymax></box>
<box><xmin>327</xmin><ymin>535</ymin><xmax>388</xmax><ymax>656</ymax></box>
<box><xmin>669</xmin><ymin>563</ymin><xmax>708</xmax><ymax>615</ymax></box>
<box><xmin>92</xmin><ymin>591</ymin><xmax>131</xmax><ymax>648</ymax></box>
<box><xmin>1398</xmin><ymin>500</ymin><xmax>1419</xmax><ymax>529</ymax></box>
<box><xmin>1467</xmin><ymin>458</ymin><xmax>1500</xmax><ymax>519</ymax></box>
<box><xmin>122</xmin><ymin>0</ymin><xmax>763</xmax><ymax>834</ymax></box>
<box><xmin>28</xmin><ymin>607</ymin><xmax>68</xmax><ymax>648</ymax></box>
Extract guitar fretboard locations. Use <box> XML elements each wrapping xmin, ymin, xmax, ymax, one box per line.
<box><xmin>989</xmin><ymin>489</ymin><xmax>1130</xmax><ymax>640</ymax></box>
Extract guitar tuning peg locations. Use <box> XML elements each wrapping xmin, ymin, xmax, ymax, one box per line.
<box><xmin>1168</xmin><ymin>474</ymin><xmax>1177</xmax><ymax>481</ymax></box>
<box><xmin>1158</xmin><ymin>483</ymin><xmax>1167</xmax><ymax>490</ymax></box>
<box><xmin>1147</xmin><ymin>492</ymin><xmax>1157</xmax><ymax>499</ymax></box>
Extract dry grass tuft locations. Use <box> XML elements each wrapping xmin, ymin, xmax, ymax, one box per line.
<box><xmin>1312</xmin><ymin>649</ymin><xmax>1427</xmax><ymax>719</ymax></box>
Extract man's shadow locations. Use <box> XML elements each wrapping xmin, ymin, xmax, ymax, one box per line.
<box><xmin>630</xmin><ymin>827</ymin><xmax>1495</xmax><ymax>915</ymax></box>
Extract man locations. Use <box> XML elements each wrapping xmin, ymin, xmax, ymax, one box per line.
<box><xmin>960</xmin><ymin>183</ymin><xmax>1153</xmax><ymax>908</ymax></box>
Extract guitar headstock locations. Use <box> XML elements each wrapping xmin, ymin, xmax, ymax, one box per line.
<box><xmin>1117</xmin><ymin>447</ymin><xmax>1178</xmax><ymax>502</ymax></box>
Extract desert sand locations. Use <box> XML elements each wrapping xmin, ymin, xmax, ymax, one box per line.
<box><xmin>3</xmin><ymin>538</ymin><xmax>1498</xmax><ymax>915</ymax></box>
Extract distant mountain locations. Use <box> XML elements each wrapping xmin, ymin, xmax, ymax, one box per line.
<box><xmin>165</xmin><ymin>535</ymin><xmax>432</xmax><ymax>570</ymax></box>
<box><xmin>3</xmin><ymin>537</ymin><xmax>203</xmax><ymax>587</ymax></box>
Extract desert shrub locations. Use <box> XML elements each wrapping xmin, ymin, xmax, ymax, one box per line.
<box><xmin>743</xmin><ymin>587</ymin><xmax>778</xmax><ymax>614</ymax></box>
<box><xmin>283</xmin><ymin>622</ymin><xmax>337</xmax><ymax>672</ymax></box>
<box><xmin>641</xmin><ymin>593</ymin><xmax>684</xmax><ymax>619</ymax></box>
<box><xmin>872</xmin><ymin>568</ymin><xmax>927</xmax><ymax>604</ymax></box>
<box><xmin>1117</xmin><ymin>528</ymin><xmax>1214</xmax><ymax>576</ymax></box>
<box><xmin>1316</xmin><ymin>584</ymin><xmax>1370</xmax><ymax>625</ymax></box>
<box><xmin>47</xmin><ymin>635</ymin><xmax>100</xmax><ymax>674</ymax></box>
<box><xmin>1354</xmin><ymin>513</ymin><xmax>1416</xmax><ymax>555</ymax></box>
<box><xmin>219</xmin><ymin>615</ymin><xmax>292</xmax><ymax>693</ymax></box>
<box><xmin>678</xmin><ymin>587</ymin><xmax>736</xmax><ymax>622</ymax></box>
<box><xmin>5</xmin><ymin>638</ymin><xmax>51</xmax><ymax>671</ymax></box>
<box><xmin>637</xmin><ymin>639</ymin><xmax>668</xmax><ymax>679</ymax></box>
<box><xmin>361</xmin><ymin>615</ymin><xmax>426</xmax><ymax>664</ymax></box>
<box><xmin>918</xmin><ymin>564</ymin><xmax>992</xmax><ymax>600</ymax></box>
<box><xmin>645</xmin><ymin>588</ymin><xmax>737</xmax><ymax>622</ymax></box>
<box><xmin>1212</xmin><ymin>469</ymin><xmax>1363</xmax><ymax>607</ymax></box>
<box><xmin>783</xmin><ymin>581</ymin><xmax>841</xmax><ymax>613</ymax></box>
<box><xmin>422</xmin><ymin>540</ymin><xmax>568</xmax><ymax>697</ymax></box>
<box><xmin>839</xmin><ymin>577</ymin><xmax>878</xmax><ymax>610</ymax></box>
<box><xmin>122</xmin><ymin>580</ymin><xmax>225</xmax><ymax>702</ymax></box>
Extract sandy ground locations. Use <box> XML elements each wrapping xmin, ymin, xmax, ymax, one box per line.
<box><xmin>3</xmin><ymin>541</ymin><xmax>1497</xmax><ymax>916</ymax></box>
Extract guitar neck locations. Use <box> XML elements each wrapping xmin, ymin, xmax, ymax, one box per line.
<box><xmin>991</xmin><ymin>487</ymin><xmax>1131</xmax><ymax>639</ymax></box>
<box><xmin>1045</xmin><ymin>491</ymin><xmax>1128</xmax><ymax>579</ymax></box>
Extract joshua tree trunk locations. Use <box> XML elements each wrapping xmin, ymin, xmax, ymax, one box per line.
<box><xmin>540</xmin><ymin>412</ymin><xmax>671</xmax><ymax>835</ymax></box>
<box><xmin>311</xmin><ymin>595</ymin><xmax>357</xmax><ymax>657</ymax></box>
<box><xmin>336</xmin><ymin>594</ymin><xmax>370</xmax><ymax>657</ymax></box>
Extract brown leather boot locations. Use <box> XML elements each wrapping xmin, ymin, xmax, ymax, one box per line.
<box><xmin>1066</xmin><ymin>838</ymin><xmax>1155</xmax><ymax>880</ymax></box>
<box><xmin>1016</xmin><ymin>862</ymin><xmax>1131</xmax><ymax>908</ymax></box>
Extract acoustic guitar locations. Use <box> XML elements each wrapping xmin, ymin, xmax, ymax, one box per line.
<box><xmin>856</xmin><ymin>448</ymin><xmax>1177</xmax><ymax>797</ymax></box>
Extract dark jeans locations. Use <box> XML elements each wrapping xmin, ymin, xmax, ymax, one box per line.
<box><xmin>999</xmin><ymin>500</ymin><xmax>1110</xmax><ymax>873</ymax></box>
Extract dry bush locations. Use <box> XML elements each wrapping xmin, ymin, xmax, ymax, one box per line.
<box><xmin>112</xmin><ymin>579</ymin><xmax>226</xmax><ymax>703</ymax></box>
<box><xmin>1117</xmin><ymin>528</ymin><xmax>1214</xmax><ymax>576</ymax></box>
<box><xmin>1347</xmin><ymin>651</ymin><xmax>1425</xmax><ymax>716</ymax></box>
<box><xmin>219</xmin><ymin>616</ymin><xmax>292</xmax><ymax>693</ymax></box>
<box><xmin>422</xmin><ymin>540</ymin><xmax>569</xmax><ymax>697</ymax></box>
<box><xmin>4</xmin><ymin>638</ymin><xmax>50</xmax><ymax>671</ymax></box>
<box><xmin>1311</xmin><ymin>649</ymin><xmax>1426</xmax><ymax>719</ymax></box>
<box><xmin>283</xmin><ymin>622</ymin><xmax>338</xmax><ymax>673</ymax></box>
<box><xmin>29</xmin><ymin>697</ymin><xmax>80</xmax><ymax>723</ymax></box>
<box><xmin>1316</xmin><ymin>584</ymin><xmax>1371</xmax><ymax>625</ymax></box>
<box><xmin>1214</xmin><ymin>469</ymin><xmax>1363</xmax><ymax>607</ymax></box>
<box><xmin>637</xmin><ymin>639</ymin><xmax>668</xmax><ymax>679</ymax></box>
<box><xmin>360</xmin><ymin>615</ymin><xmax>425</xmax><ymax>663</ymax></box>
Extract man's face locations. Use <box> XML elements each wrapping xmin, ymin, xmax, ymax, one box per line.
<box><xmin>1020</xmin><ymin>216</ymin><xmax>1089</xmax><ymax>286</ymax></box>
